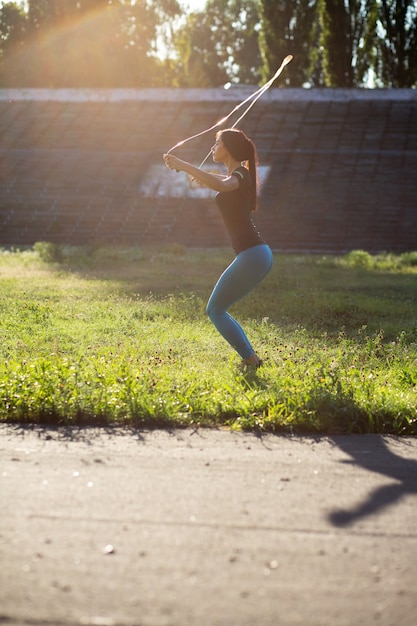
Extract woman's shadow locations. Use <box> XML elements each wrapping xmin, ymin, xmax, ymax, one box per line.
<box><xmin>327</xmin><ymin>435</ymin><xmax>417</xmax><ymax>527</ymax></box>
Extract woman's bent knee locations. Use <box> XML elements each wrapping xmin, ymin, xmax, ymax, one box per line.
<box><xmin>206</xmin><ymin>302</ymin><xmax>220</xmax><ymax>323</ymax></box>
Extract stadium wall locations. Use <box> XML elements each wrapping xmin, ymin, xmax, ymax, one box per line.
<box><xmin>0</xmin><ymin>88</ymin><xmax>416</xmax><ymax>253</ymax></box>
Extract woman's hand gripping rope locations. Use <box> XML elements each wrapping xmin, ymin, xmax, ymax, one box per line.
<box><xmin>163</xmin><ymin>153</ymin><xmax>183</xmax><ymax>172</ymax></box>
<box><xmin>163</xmin><ymin>153</ymin><xmax>213</xmax><ymax>188</ymax></box>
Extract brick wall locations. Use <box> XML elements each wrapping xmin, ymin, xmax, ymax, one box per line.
<box><xmin>1</xmin><ymin>88</ymin><xmax>416</xmax><ymax>252</ymax></box>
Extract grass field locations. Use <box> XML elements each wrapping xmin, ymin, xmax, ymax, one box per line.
<box><xmin>1</xmin><ymin>243</ymin><xmax>416</xmax><ymax>434</ymax></box>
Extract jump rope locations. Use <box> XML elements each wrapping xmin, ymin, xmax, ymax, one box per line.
<box><xmin>165</xmin><ymin>54</ymin><xmax>293</xmax><ymax>170</ymax></box>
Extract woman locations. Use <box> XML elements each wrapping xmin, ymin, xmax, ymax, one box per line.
<box><xmin>163</xmin><ymin>128</ymin><xmax>273</xmax><ymax>369</ymax></box>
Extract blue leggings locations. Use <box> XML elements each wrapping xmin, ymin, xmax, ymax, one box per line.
<box><xmin>206</xmin><ymin>244</ymin><xmax>273</xmax><ymax>359</ymax></box>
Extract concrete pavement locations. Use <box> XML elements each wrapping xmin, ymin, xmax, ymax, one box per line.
<box><xmin>1</xmin><ymin>425</ymin><xmax>416</xmax><ymax>626</ymax></box>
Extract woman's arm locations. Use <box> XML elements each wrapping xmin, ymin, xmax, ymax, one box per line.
<box><xmin>190</xmin><ymin>170</ymin><xmax>228</xmax><ymax>187</ymax></box>
<box><xmin>163</xmin><ymin>154</ymin><xmax>238</xmax><ymax>193</ymax></box>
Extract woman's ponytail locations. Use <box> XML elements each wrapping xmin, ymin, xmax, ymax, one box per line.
<box><xmin>218</xmin><ymin>129</ymin><xmax>259</xmax><ymax>212</ymax></box>
<box><xmin>246</xmin><ymin>141</ymin><xmax>258</xmax><ymax>212</ymax></box>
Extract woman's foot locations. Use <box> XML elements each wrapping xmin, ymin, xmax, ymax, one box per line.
<box><xmin>242</xmin><ymin>354</ymin><xmax>263</xmax><ymax>369</ymax></box>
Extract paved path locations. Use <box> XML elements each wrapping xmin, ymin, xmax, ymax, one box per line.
<box><xmin>1</xmin><ymin>426</ymin><xmax>416</xmax><ymax>626</ymax></box>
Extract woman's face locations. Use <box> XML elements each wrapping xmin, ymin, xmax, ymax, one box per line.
<box><xmin>211</xmin><ymin>136</ymin><xmax>229</xmax><ymax>163</ymax></box>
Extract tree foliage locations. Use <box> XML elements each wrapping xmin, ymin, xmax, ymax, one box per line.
<box><xmin>173</xmin><ymin>0</ymin><xmax>262</xmax><ymax>87</ymax></box>
<box><xmin>317</xmin><ymin>0</ymin><xmax>417</xmax><ymax>87</ymax></box>
<box><xmin>374</xmin><ymin>0</ymin><xmax>417</xmax><ymax>87</ymax></box>
<box><xmin>0</xmin><ymin>0</ymin><xmax>181</xmax><ymax>87</ymax></box>
<box><xmin>318</xmin><ymin>0</ymin><xmax>377</xmax><ymax>87</ymax></box>
<box><xmin>0</xmin><ymin>0</ymin><xmax>416</xmax><ymax>87</ymax></box>
<box><xmin>0</xmin><ymin>2</ymin><xmax>26</xmax><ymax>60</ymax></box>
<box><xmin>258</xmin><ymin>0</ymin><xmax>318</xmax><ymax>87</ymax></box>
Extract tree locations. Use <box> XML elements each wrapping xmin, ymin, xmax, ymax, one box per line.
<box><xmin>0</xmin><ymin>0</ymin><xmax>182</xmax><ymax>87</ymax></box>
<box><xmin>258</xmin><ymin>0</ymin><xmax>318</xmax><ymax>87</ymax></box>
<box><xmin>1</xmin><ymin>0</ymin><xmax>415</xmax><ymax>87</ymax></box>
<box><xmin>373</xmin><ymin>0</ymin><xmax>417</xmax><ymax>86</ymax></box>
<box><xmin>173</xmin><ymin>0</ymin><xmax>262</xmax><ymax>87</ymax></box>
<box><xmin>319</xmin><ymin>0</ymin><xmax>355</xmax><ymax>86</ymax></box>
<box><xmin>0</xmin><ymin>2</ymin><xmax>27</xmax><ymax>85</ymax></box>
<box><xmin>318</xmin><ymin>0</ymin><xmax>378</xmax><ymax>87</ymax></box>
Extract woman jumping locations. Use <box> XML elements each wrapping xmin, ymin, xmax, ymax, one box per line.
<box><xmin>163</xmin><ymin>128</ymin><xmax>273</xmax><ymax>369</ymax></box>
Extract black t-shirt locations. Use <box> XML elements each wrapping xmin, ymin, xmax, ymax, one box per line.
<box><xmin>215</xmin><ymin>166</ymin><xmax>266</xmax><ymax>254</ymax></box>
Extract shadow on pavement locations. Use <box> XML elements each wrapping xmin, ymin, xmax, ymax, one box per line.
<box><xmin>327</xmin><ymin>435</ymin><xmax>417</xmax><ymax>527</ymax></box>
<box><xmin>3</xmin><ymin>423</ymin><xmax>148</xmax><ymax>443</ymax></box>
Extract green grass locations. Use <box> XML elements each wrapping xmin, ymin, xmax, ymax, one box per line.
<box><xmin>1</xmin><ymin>243</ymin><xmax>416</xmax><ymax>434</ymax></box>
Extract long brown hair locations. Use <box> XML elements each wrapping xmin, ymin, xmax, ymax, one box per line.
<box><xmin>217</xmin><ymin>128</ymin><xmax>259</xmax><ymax>212</ymax></box>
